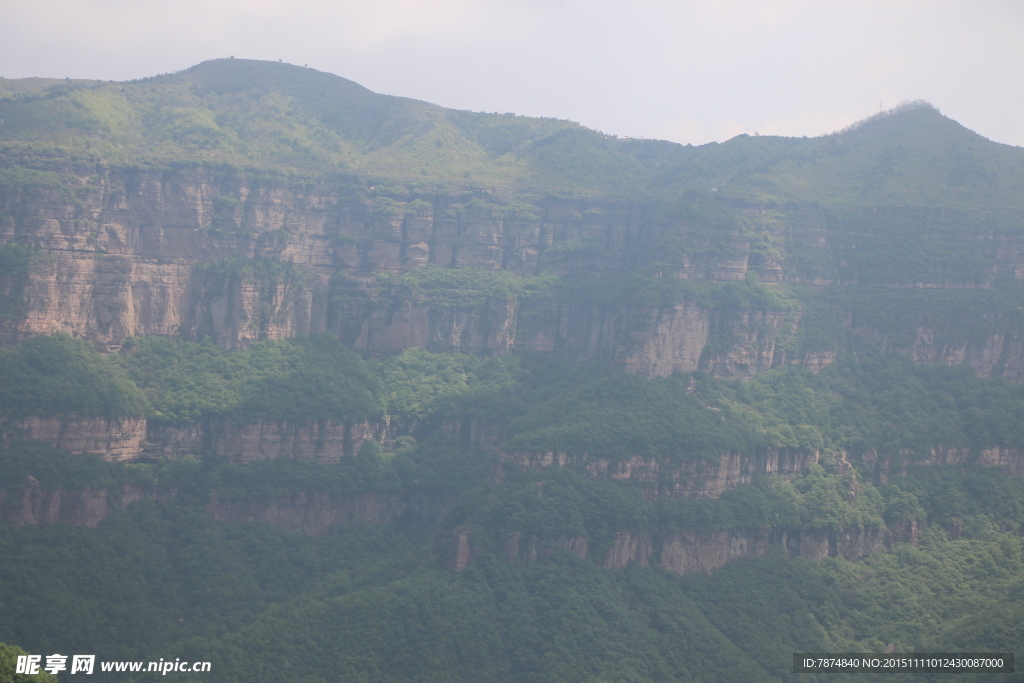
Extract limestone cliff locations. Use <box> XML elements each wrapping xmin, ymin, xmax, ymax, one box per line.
<box><xmin>5</xmin><ymin>165</ymin><xmax>1024</xmax><ymax>378</ymax></box>
<box><xmin>861</xmin><ymin>445</ymin><xmax>1024</xmax><ymax>484</ymax></box>
<box><xmin>0</xmin><ymin>479</ymin><xmax>170</xmax><ymax>526</ymax></box>
<box><xmin>1</xmin><ymin>482</ymin><xmax>450</xmax><ymax>534</ymax></box>
<box><xmin>3</xmin><ymin>415</ymin><xmax>384</xmax><ymax>463</ymax></box>
<box><xmin>602</xmin><ymin>526</ymin><xmax>887</xmax><ymax>574</ymax></box>
<box><xmin>492</xmin><ymin>526</ymin><xmax>887</xmax><ymax>576</ymax></box>
<box><xmin>494</xmin><ymin>448</ymin><xmax>819</xmax><ymax>498</ymax></box>
<box><xmin>1</xmin><ymin>416</ymin><xmax>146</xmax><ymax>461</ymax></box>
<box><xmin>201</xmin><ymin>418</ymin><xmax>380</xmax><ymax>464</ymax></box>
<box><xmin>498</xmin><ymin>446</ymin><xmax>1024</xmax><ymax>498</ymax></box>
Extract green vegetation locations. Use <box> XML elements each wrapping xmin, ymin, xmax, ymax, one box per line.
<box><xmin>441</xmin><ymin>456</ymin><xmax>882</xmax><ymax>566</ymax></box>
<box><xmin>845</xmin><ymin>278</ymin><xmax>1024</xmax><ymax>348</ymax></box>
<box><xmin>2</xmin><ymin>338</ymin><xmax>1024</xmax><ymax>680</ymax></box>
<box><xmin>502</xmin><ymin>354</ymin><xmax>1024</xmax><ymax>460</ymax></box>
<box><xmin>376</xmin><ymin>264</ymin><xmax>533</xmax><ymax>310</ymax></box>
<box><xmin>0</xmin><ymin>167</ymin><xmax>65</xmax><ymax>189</ymax></box>
<box><xmin>0</xmin><ymin>641</ymin><xmax>56</xmax><ymax>682</ymax></box>
<box><xmin>504</xmin><ymin>373</ymin><xmax>756</xmax><ymax>458</ymax></box>
<box><xmin>826</xmin><ymin>208</ymin><xmax>1017</xmax><ymax>287</ymax></box>
<box><xmin>379</xmin><ymin>347</ymin><xmax>519</xmax><ymax>422</ymax></box>
<box><xmin>552</xmin><ymin>268</ymin><xmax>800</xmax><ymax>314</ymax></box>
<box><xmin>0</xmin><ymin>441</ymin><xmax>154</xmax><ymax>493</ymax></box>
<box><xmin>0</xmin><ymin>60</ymin><xmax>632</xmax><ymax>189</ymax></box>
<box><xmin>4</xmin><ymin>62</ymin><xmax>1022</xmax><ymax>206</ymax></box>
<box><xmin>8</xmin><ymin>334</ymin><xmax>1024</xmax><ymax>466</ymax></box>
<box><xmin>0</xmin><ymin>496</ymin><xmax>427</xmax><ymax>667</ymax></box>
<box><xmin>0</xmin><ymin>334</ymin><xmax>146</xmax><ymax>420</ymax></box>
<box><xmin>2</xmin><ymin>462</ymin><xmax>1022</xmax><ymax>682</ymax></box>
<box><xmin>117</xmin><ymin>333</ymin><xmax>382</xmax><ymax>424</ymax></box>
<box><xmin>659</xmin><ymin>461</ymin><xmax>883</xmax><ymax>533</ymax></box>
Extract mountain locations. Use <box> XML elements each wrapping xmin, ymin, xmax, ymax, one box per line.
<box><xmin>3</xmin><ymin>58</ymin><xmax>1022</xmax><ymax>203</ymax></box>
<box><xmin>0</xmin><ymin>58</ymin><xmax>643</xmax><ymax>189</ymax></box>
<box><xmin>2</xmin><ymin>62</ymin><xmax>1024</xmax><ymax>375</ymax></box>
<box><xmin>2</xmin><ymin>60</ymin><xmax>1024</xmax><ymax>682</ymax></box>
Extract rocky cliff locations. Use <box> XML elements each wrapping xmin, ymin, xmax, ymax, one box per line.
<box><xmin>1</xmin><ymin>416</ymin><xmax>146</xmax><ymax>461</ymax></box>
<box><xmin>4</xmin><ymin>415</ymin><xmax>384</xmax><ymax>463</ymax></box>
<box><xmin>200</xmin><ymin>418</ymin><xmax>380</xmax><ymax>464</ymax></box>
<box><xmin>493</xmin><ymin>526</ymin><xmax>888</xmax><ymax>576</ymax></box>
<box><xmin>4</xmin><ymin>164</ymin><xmax>1024</xmax><ymax>378</ymax></box>
<box><xmin>861</xmin><ymin>445</ymin><xmax>1024</xmax><ymax>484</ymax></box>
<box><xmin>612</xmin><ymin>526</ymin><xmax>888</xmax><ymax>573</ymax></box>
<box><xmin>0</xmin><ymin>479</ymin><xmax>170</xmax><ymax>526</ymax></box>
<box><xmin>494</xmin><ymin>448</ymin><xmax>820</xmax><ymax>498</ymax></box>
<box><xmin>0</xmin><ymin>481</ymin><xmax>450</xmax><ymax>535</ymax></box>
<box><xmin>497</xmin><ymin>446</ymin><xmax>1024</xmax><ymax>498</ymax></box>
<box><xmin>0</xmin><ymin>165</ymin><xmax>735</xmax><ymax>364</ymax></box>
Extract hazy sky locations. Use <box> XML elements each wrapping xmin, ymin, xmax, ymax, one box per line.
<box><xmin>3</xmin><ymin>0</ymin><xmax>1023</xmax><ymax>147</ymax></box>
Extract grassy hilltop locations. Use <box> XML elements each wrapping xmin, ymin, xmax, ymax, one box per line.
<box><xmin>1</xmin><ymin>58</ymin><xmax>1023</xmax><ymax>208</ymax></box>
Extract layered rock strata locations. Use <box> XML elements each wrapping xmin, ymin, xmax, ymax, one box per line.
<box><xmin>1</xmin><ymin>483</ymin><xmax>450</xmax><ymax>535</ymax></box>
<box><xmin>496</xmin><ymin>526</ymin><xmax>888</xmax><ymax>575</ymax></box>
<box><xmin>1</xmin><ymin>416</ymin><xmax>147</xmax><ymax>461</ymax></box>
<box><xmin>495</xmin><ymin>448</ymin><xmax>820</xmax><ymax>499</ymax></box>
<box><xmin>860</xmin><ymin>446</ymin><xmax>1024</xmax><ymax>484</ymax></box>
<box><xmin>4</xmin><ymin>416</ymin><xmax>383</xmax><ymax>463</ymax></box>
<box><xmin>202</xmin><ymin>419</ymin><xmax>379</xmax><ymax>464</ymax></box>
<box><xmin>5</xmin><ymin>166</ymin><xmax>1024</xmax><ymax>378</ymax></box>
<box><xmin>0</xmin><ymin>479</ymin><xmax>170</xmax><ymax>527</ymax></box>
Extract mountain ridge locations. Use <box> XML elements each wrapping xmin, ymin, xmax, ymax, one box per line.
<box><xmin>2</xmin><ymin>59</ymin><xmax>1021</xmax><ymax>208</ymax></box>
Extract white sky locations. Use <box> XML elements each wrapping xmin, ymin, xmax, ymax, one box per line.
<box><xmin>2</xmin><ymin>0</ymin><xmax>1023</xmax><ymax>147</ymax></box>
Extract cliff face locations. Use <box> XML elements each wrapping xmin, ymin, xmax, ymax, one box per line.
<box><xmin>0</xmin><ymin>479</ymin><xmax>170</xmax><ymax>527</ymax></box>
<box><xmin>853</xmin><ymin>323</ymin><xmax>1024</xmax><ymax>382</ymax></box>
<box><xmin>0</xmin><ymin>165</ymin><xmax>741</xmax><ymax>367</ymax></box>
<box><xmin>201</xmin><ymin>418</ymin><xmax>380</xmax><ymax>464</ymax></box>
<box><xmin>495</xmin><ymin>448</ymin><xmax>819</xmax><ymax>499</ymax></box>
<box><xmin>499</xmin><ymin>446</ymin><xmax>1024</xmax><ymax>498</ymax></box>
<box><xmin>497</xmin><ymin>526</ymin><xmax>887</xmax><ymax>575</ymax></box>
<box><xmin>0</xmin><ymin>482</ymin><xmax>450</xmax><ymax>534</ymax></box>
<box><xmin>4</xmin><ymin>415</ymin><xmax>383</xmax><ymax>463</ymax></box>
<box><xmin>6</xmin><ymin>165</ymin><xmax>1024</xmax><ymax>378</ymax></box>
<box><xmin>861</xmin><ymin>446</ymin><xmax>1024</xmax><ymax>484</ymax></box>
<box><xmin>2</xmin><ymin>416</ymin><xmax>147</xmax><ymax>461</ymax></box>
<box><xmin>441</xmin><ymin>417</ymin><xmax>507</xmax><ymax>452</ymax></box>
<box><xmin>654</xmin><ymin>526</ymin><xmax>886</xmax><ymax>573</ymax></box>
<box><xmin>617</xmin><ymin>301</ymin><xmax>709</xmax><ymax>377</ymax></box>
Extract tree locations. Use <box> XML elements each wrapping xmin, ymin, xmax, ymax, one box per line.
<box><xmin>0</xmin><ymin>642</ymin><xmax>56</xmax><ymax>683</ymax></box>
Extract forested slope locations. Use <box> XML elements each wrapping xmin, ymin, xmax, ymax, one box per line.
<box><xmin>1</xmin><ymin>337</ymin><xmax>1024</xmax><ymax>680</ymax></box>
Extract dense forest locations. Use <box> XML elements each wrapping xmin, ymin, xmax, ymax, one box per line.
<box><xmin>1</xmin><ymin>335</ymin><xmax>1023</xmax><ymax>680</ymax></box>
<box><xmin>2</xmin><ymin>58</ymin><xmax>1024</xmax><ymax>681</ymax></box>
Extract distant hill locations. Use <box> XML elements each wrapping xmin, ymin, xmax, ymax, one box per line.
<box><xmin>1</xmin><ymin>58</ymin><xmax>1021</xmax><ymax>207</ymax></box>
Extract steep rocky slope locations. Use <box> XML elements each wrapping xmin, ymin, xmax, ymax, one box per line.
<box><xmin>1</xmin><ymin>162</ymin><xmax>1024</xmax><ymax>380</ymax></box>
